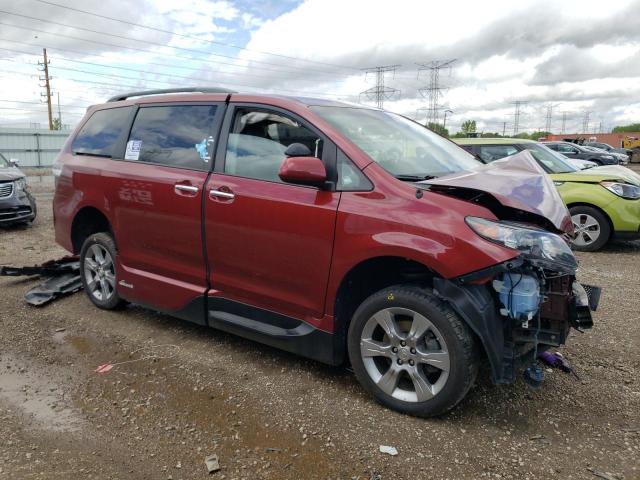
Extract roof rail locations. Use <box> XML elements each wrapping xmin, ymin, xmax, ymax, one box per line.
<box><xmin>107</xmin><ymin>87</ymin><xmax>236</xmax><ymax>102</ymax></box>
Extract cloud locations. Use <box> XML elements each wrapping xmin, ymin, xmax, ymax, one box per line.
<box><xmin>0</xmin><ymin>0</ymin><xmax>639</xmax><ymax>132</ymax></box>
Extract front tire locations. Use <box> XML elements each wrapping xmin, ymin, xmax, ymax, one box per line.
<box><xmin>570</xmin><ymin>206</ymin><xmax>611</xmax><ymax>252</ymax></box>
<box><xmin>347</xmin><ymin>285</ymin><xmax>479</xmax><ymax>417</ymax></box>
<box><xmin>80</xmin><ymin>232</ymin><xmax>125</xmax><ymax>310</ymax></box>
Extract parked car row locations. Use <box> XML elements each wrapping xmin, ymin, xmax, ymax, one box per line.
<box><xmin>543</xmin><ymin>141</ymin><xmax>629</xmax><ymax>165</ymax></box>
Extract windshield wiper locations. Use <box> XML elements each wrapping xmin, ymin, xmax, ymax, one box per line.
<box><xmin>395</xmin><ymin>174</ymin><xmax>438</xmax><ymax>182</ymax></box>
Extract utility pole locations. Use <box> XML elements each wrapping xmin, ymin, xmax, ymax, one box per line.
<box><xmin>416</xmin><ymin>59</ymin><xmax>456</xmax><ymax>125</ymax></box>
<box><xmin>510</xmin><ymin>101</ymin><xmax>527</xmax><ymax>135</ymax></box>
<box><xmin>38</xmin><ymin>48</ymin><xmax>54</xmax><ymax>130</ymax></box>
<box><xmin>360</xmin><ymin>65</ymin><xmax>400</xmax><ymax>110</ymax></box>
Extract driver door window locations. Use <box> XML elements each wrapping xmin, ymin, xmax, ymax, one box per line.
<box><xmin>224</xmin><ymin>108</ymin><xmax>323</xmax><ymax>183</ymax></box>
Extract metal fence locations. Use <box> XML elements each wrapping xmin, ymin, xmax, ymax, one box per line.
<box><xmin>0</xmin><ymin>128</ymin><xmax>71</xmax><ymax>168</ymax></box>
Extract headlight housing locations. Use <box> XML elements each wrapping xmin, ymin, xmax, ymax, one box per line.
<box><xmin>465</xmin><ymin>216</ymin><xmax>577</xmax><ymax>274</ymax></box>
<box><xmin>601</xmin><ymin>181</ymin><xmax>640</xmax><ymax>200</ymax></box>
<box><xmin>601</xmin><ymin>155</ymin><xmax>614</xmax><ymax>160</ymax></box>
<box><xmin>14</xmin><ymin>178</ymin><xmax>27</xmax><ymax>192</ymax></box>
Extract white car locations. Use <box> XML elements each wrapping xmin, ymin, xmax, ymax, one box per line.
<box><xmin>565</xmin><ymin>158</ymin><xmax>598</xmax><ymax>170</ymax></box>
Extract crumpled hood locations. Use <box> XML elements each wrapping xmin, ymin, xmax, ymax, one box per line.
<box><xmin>552</xmin><ymin>165</ymin><xmax>640</xmax><ymax>186</ymax></box>
<box><xmin>421</xmin><ymin>150</ymin><xmax>573</xmax><ymax>234</ymax></box>
<box><xmin>0</xmin><ymin>167</ymin><xmax>24</xmax><ymax>182</ymax></box>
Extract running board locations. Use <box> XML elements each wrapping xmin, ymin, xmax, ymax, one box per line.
<box><xmin>207</xmin><ymin>297</ymin><xmax>343</xmax><ymax>366</ymax></box>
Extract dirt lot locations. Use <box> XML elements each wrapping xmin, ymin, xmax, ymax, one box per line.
<box><xmin>1</xmin><ymin>172</ymin><xmax>639</xmax><ymax>480</ymax></box>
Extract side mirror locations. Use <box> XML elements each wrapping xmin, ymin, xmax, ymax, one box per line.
<box><xmin>9</xmin><ymin>159</ymin><xmax>19</xmax><ymax>166</ymax></box>
<box><xmin>284</xmin><ymin>143</ymin><xmax>311</xmax><ymax>157</ymax></box>
<box><xmin>278</xmin><ymin>156</ymin><xmax>327</xmax><ymax>187</ymax></box>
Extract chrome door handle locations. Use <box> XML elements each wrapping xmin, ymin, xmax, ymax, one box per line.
<box><xmin>209</xmin><ymin>189</ymin><xmax>235</xmax><ymax>200</ymax></box>
<box><xmin>174</xmin><ymin>184</ymin><xmax>199</xmax><ymax>194</ymax></box>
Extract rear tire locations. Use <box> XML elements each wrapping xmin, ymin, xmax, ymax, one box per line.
<box><xmin>569</xmin><ymin>206</ymin><xmax>611</xmax><ymax>252</ymax></box>
<box><xmin>80</xmin><ymin>232</ymin><xmax>126</xmax><ymax>310</ymax></box>
<box><xmin>347</xmin><ymin>285</ymin><xmax>479</xmax><ymax>417</ymax></box>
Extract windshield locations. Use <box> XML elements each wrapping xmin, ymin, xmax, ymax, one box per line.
<box><xmin>310</xmin><ymin>106</ymin><xmax>480</xmax><ymax>179</ymax></box>
<box><xmin>0</xmin><ymin>153</ymin><xmax>9</xmax><ymax>168</ymax></box>
<box><xmin>524</xmin><ymin>143</ymin><xmax>578</xmax><ymax>173</ymax></box>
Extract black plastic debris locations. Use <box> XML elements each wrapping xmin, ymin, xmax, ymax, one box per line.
<box><xmin>0</xmin><ymin>256</ymin><xmax>82</xmax><ymax>306</ymax></box>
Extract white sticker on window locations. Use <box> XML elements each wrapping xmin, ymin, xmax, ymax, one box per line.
<box><xmin>125</xmin><ymin>140</ymin><xmax>142</xmax><ymax>160</ymax></box>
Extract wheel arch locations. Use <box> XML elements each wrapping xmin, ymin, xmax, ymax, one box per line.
<box><xmin>71</xmin><ymin>206</ymin><xmax>114</xmax><ymax>254</ymax></box>
<box><xmin>331</xmin><ymin>256</ymin><xmax>440</xmax><ymax>363</ymax></box>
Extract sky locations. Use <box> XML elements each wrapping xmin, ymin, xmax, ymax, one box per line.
<box><xmin>0</xmin><ymin>0</ymin><xmax>638</xmax><ymax>134</ymax></box>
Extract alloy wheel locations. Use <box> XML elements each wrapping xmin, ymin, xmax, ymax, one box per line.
<box><xmin>359</xmin><ymin>307</ymin><xmax>450</xmax><ymax>403</ymax></box>
<box><xmin>83</xmin><ymin>244</ymin><xmax>116</xmax><ymax>302</ymax></box>
<box><xmin>572</xmin><ymin>213</ymin><xmax>601</xmax><ymax>247</ymax></box>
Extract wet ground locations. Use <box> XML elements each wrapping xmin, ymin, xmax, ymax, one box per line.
<box><xmin>0</xmin><ymin>171</ymin><xmax>639</xmax><ymax>479</ymax></box>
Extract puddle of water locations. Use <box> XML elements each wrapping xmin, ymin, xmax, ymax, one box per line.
<box><xmin>66</xmin><ymin>335</ymin><xmax>92</xmax><ymax>354</ymax></box>
<box><xmin>0</xmin><ymin>355</ymin><xmax>83</xmax><ymax>432</ymax></box>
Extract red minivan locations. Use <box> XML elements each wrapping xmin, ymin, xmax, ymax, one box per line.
<box><xmin>53</xmin><ymin>88</ymin><xmax>597</xmax><ymax>416</ymax></box>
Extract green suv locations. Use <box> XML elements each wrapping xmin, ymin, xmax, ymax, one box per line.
<box><xmin>454</xmin><ymin>138</ymin><xmax>640</xmax><ymax>251</ymax></box>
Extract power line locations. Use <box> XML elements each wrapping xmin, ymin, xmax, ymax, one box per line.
<box><xmin>0</xmin><ymin>11</ymin><xmax>351</xmax><ymax>79</ymax></box>
<box><xmin>30</xmin><ymin>0</ymin><xmax>359</xmax><ymax>73</ymax></box>
<box><xmin>1</xmin><ymin>63</ymin><xmax>356</xmax><ymax>101</ymax></box>
<box><xmin>0</xmin><ymin>99</ymin><xmax>86</xmax><ymax>109</ymax></box>
<box><xmin>416</xmin><ymin>59</ymin><xmax>456</xmax><ymax>125</ymax></box>
<box><xmin>0</xmin><ymin>47</ymin><xmax>355</xmax><ymax>99</ymax></box>
<box><xmin>360</xmin><ymin>65</ymin><xmax>400</xmax><ymax>109</ymax></box>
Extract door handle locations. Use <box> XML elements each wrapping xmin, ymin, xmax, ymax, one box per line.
<box><xmin>209</xmin><ymin>189</ymin><xmax>235</xmax><ymax>200</ymax></box>
<box><xmin>174</xmin><ymin>184</ymin><xmax>199</xmax><ymax>194</ymax></box>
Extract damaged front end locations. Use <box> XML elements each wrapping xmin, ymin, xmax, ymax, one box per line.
<box><xmin>427</xmin><ymin>151</ymin><xmax>600</xmax><ymax>384</ymax></box>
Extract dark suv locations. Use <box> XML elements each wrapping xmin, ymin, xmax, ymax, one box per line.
<box><xmin>53</xmin><ymin>88</ymin><xmax>596</xmax><ymax>417</ymax></box>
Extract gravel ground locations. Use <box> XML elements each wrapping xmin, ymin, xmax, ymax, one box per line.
<box><xmin>1</xmin><ymin>171</ymin><xmax>639</xmax><ymax>480</ymax></box>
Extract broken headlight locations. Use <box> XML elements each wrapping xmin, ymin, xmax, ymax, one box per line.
<box><xmin>465</xmin><ymin>216</ymin><xmax>577</xmax><ymax>274</ymax></box>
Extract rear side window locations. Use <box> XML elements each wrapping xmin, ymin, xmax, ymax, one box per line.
<box><xmin>72</xmin><ymin>107</ymin><xmax>133</xmax><ymax>157</ymax></box>
<box><xmin>126</xmin><ymin>105</ymin><xmax>218</xmax><ymax>170</ymax></box>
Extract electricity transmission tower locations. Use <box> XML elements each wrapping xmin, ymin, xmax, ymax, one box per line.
<box><xmin>544</xmin><ymin>103</ymin><xmax>560</xmax><ymax>133</ymax></box>
<box><xmin>416</xmin><ymin>59</ymin><xmax>456</xmax><ymax>124</ymax></box>
<box><xmin>360</xmin><ymin>65</ymin><xmax>401</xmax><ymax>109</ymax></box>
<box><xmin>582</xmin><ymin>111</ymin><xmax>592</xmax><ymax>133</ymax></box>
<box><xmin>37</xmin><ymin>48</ymin><xmax>53</xmax><ymax>130</ymax></box>
<box><xmin>510</xmin><ymin>101</ymin><xmax>528</xmax><ymax>135</ymax></box>
<box><xmin>560</xmin><ymin>111</ymin><xmax>569</xmax><ymax>134</ymax></box>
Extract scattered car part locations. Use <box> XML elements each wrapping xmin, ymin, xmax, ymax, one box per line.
<box><xmin>0</xmin><ymin>256</ymin><xmax>81</xmax><ymax>306</ymax></box>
